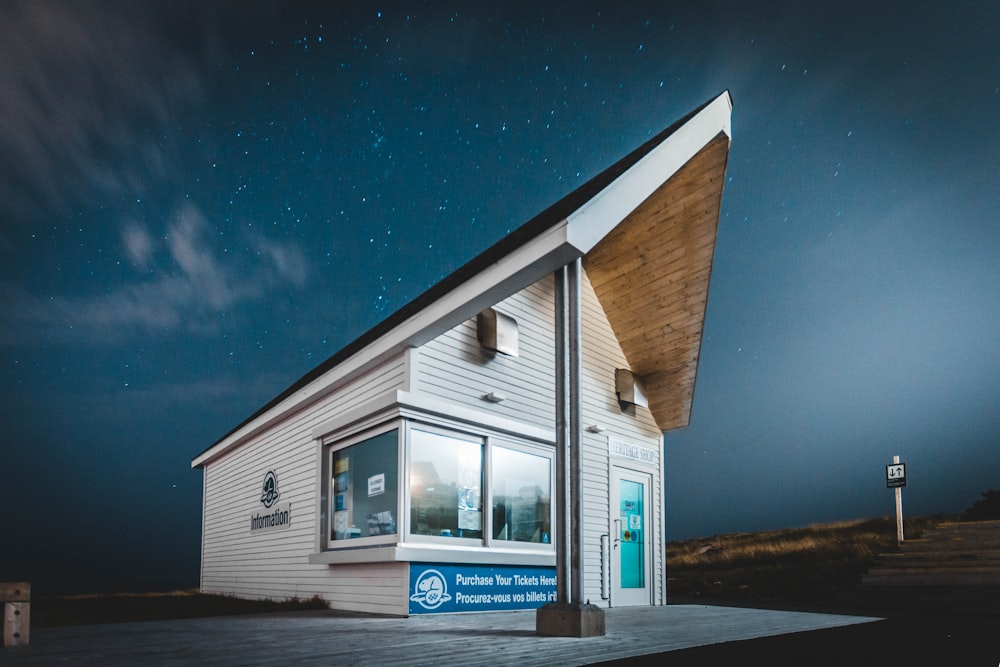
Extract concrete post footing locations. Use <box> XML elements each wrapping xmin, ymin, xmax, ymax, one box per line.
<box><xmin>535</xmin><ymin>602</ymin><xmax>606</xmax><ymax>637</ymax></box>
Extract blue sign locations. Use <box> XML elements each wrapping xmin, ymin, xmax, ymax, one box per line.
<box><xmin>408</xmin><ymin>563</ymin><xmax>556</xmax><ymax>614</ymax></box>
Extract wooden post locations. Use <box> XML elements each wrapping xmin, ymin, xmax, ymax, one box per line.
<box><xmin>1</xmin><ymin>582</ymin><xmax>30</xmax><ymax>648</ymax></box>
<box><xmin>893</xmin><ymin>455</ymin><xmax>904</xmax><ymax>546</ymax></box>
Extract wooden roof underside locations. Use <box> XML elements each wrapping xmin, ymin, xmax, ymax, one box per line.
<box><xmin>583</xmin><ymin>133</ymin><xmax>731</xmax><ymax>431</ymax></box>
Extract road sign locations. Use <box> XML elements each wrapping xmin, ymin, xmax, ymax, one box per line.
<box><xmin>886</xmin><ymin>462</ymin><xmax>906</xmax><ymax>488</ymax></box>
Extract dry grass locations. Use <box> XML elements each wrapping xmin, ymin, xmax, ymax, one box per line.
<box><xmin>32</xmin><ymin>589</ymin><xmax>329</xmax><ymax>627</ymax></box>
<box><xmin>30</xmin><ymin>516</ymin><xmax>950</xmax><ymax>625</ymax></box>
<box><xmin>667</xmin><ymin>515</ymin><xmax>947</xmax><ymax>604</ymax></box>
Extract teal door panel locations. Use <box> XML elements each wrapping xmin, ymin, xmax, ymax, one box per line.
<box><xmin>618</xmin><ymin>479</ymin><xmax>644</xmax><ymax>589</ymax></box>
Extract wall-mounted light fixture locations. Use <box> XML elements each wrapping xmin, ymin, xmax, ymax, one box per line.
<box><xmin>586</xmin><ymin>424</ymin><xmax>606</xmax><ymax>434</ymax></box>
<box><xmin>615</xmin><ymin>368</ymin><xmax>648</xmax><ymax>410</ymax></box>
<box><xmin>477</xmin><ymin>308</ymin><xmax>519</xmax><ymax>357</ymax></box>
<box><xmin>482</xmin><ymin>391</ymin><xmax>507</xmax><ymax>403</ymax></box>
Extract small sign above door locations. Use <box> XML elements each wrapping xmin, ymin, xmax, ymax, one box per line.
<box><xmin>608</xmin><ymin>436</ymin><xmax>659</xmax><ymax>466</ymax></box>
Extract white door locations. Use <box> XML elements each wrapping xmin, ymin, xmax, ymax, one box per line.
<box><xmin>610</xmin><ymin>467</ymin><xmax>652</xmax><ymax>606</ymax></box>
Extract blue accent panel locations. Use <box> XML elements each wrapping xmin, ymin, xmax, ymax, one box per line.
<box><xmin>408</xmin><ymin>563</ymin><xmax>556</xmax><ymax>614</ymax></box>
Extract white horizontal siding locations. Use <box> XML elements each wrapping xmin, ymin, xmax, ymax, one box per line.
<box><xmin>200</xmin><ymin>354</ymin><xmax>409</xmax><ymax>614</ymax></box>
<box><xmin>579</xmin><ymin>269</ymin><xmax>665</xmax><ymax>606</ymax></box>
<box><xmin>202</xmin><ymin>269</ymin><xmax>669</xmax><ymax>612</ymax></box>
<box><xmin>415</xmin><ymin>277</ymin><xmax>556</xmax><ymax>429</ymax></box>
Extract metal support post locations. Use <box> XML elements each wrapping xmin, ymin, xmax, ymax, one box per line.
<box><xmin>567</xmin><ymin>257</ymin><xmax>584</xmax><ymax>606</ymax></box>
<box><xmin>553</xmin><ymin>265</ymin><xmax>570</xmax><ymax>604</ymax></box>
<box><xmin>536</xmin><ymin>260</ymin><xmax>605</xmax><ymax>637</ymax></box>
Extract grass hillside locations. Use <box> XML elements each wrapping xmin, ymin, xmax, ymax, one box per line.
<box><xmin>666</xmin><ymin>515</ymin><xmax>946</xmax><ymax>606</ymax></box>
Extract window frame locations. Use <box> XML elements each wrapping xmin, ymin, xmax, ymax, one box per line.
<box><xmin>404</xmin><ymin>421</ymin><xmax>486</xmax><ymax>546</ymax></box>
<box><xmin>324</xmin><ymin>421</ymin><xmax>403</xmax><ymax>550</ymax></box>
<box><xmin>486</xmin><ymin>439</ymin><xmax>555</xmax><ymax>551</ymax></box>
<box><xmin>321</xmin><ymin>416</ymin><xmax>555</xmax><ymax>556</ymax></box>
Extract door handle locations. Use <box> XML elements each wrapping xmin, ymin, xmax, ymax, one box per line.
<box><xmin>613</xmin><ymin>519</ymin><xmax>621</xmax><ymax>550</ymax></box>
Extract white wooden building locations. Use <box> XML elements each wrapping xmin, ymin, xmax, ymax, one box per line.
<box><xmin>191</xmin><ymin>92</ymin><xmax>733</xmax><ymax>616</ymax></box>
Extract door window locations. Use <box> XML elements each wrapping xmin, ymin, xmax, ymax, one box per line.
<box><xmin>618</xmin><ymin>478</ymin><xmax>645</xmax><ymax>588</ymax></box>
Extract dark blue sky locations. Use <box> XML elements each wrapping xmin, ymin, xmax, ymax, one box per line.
<box><xmin>2</xmin><ymin>1</ymin><xmax>998</xmax><ymax>595</ymax></box>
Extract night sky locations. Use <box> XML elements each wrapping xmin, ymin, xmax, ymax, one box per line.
<box><xmin>2</xmin><ymin>2</ymin><xmax>998</xmax><ymax>595</ymax></box>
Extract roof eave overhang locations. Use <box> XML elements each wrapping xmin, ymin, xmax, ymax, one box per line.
<box><xmin>581</xmin><ymin>104</ymin><xmax>732</xmax><ymax>432</ymax></box>
<box><xmin>191</xmin><ymin>222</ymin><xmax>583</xmax><ymax>468</ymax></box>
<box><xmin>566</xmin><ymin>92</ymin><xmax>731</xmax><ymax>254</ymax></box>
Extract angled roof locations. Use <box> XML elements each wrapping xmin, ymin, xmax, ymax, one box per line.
<box><xmin>193</xmin><ymin>91</ymin><xmax>732</xmax><ymax>468</ymax></box>
<box><xmin>584</xmin><ymin>132</ymin><xmax>730</xmax><ymax>430</ymax></box>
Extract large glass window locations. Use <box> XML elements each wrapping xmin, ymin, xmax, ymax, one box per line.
<box><xmin>491</xmin><ymin>446</ymin><xmax>551</xmax><ymax>544</ymax></box>
<box><xmin>330</xmin><ymin>429</ymin><xmax>398</xmax><ymax>542</ymax></box>
<box><xmin>409</xmin><ymin>428</ymin><xmax>483</xmax><ymax>539</ymax></box>
<box><xmin>324</xmin><ymin>419</ymin><xmax>554</xmax><ymax>553</ymax></box>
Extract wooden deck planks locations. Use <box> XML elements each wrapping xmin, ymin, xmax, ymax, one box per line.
<box><xmin>0</xmin><ymin>605</ymin><xmax>878</xmax><ymax>666</ymax></box>
<box><xmin>863</xmin><ymin>520</ymin><xmax>1000</xmax><ymax>586</ymax></box>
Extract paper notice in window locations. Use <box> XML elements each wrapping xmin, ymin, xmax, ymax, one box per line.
<box><xmin>334</xmin><ymin>510</ymin><xmax>348</xmax><ymax>536</ymax></box>
<box><xmin>458</xmin><ymin>509</ymin><xmax>482</xmax><ymax>530</ymax></box>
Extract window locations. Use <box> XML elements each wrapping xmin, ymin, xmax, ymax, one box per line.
<box><xmin>323</xmin><ymin>419</ymin><xmax>554</xmax><ymax>554</ymax></box>
<box><xmin>491</xmin><ymin>446</ymin><xmax>551</xmax><ymax>544</ymax></box>
<box><xmin>409</xmin><ymin>428</ymin><xmax>483</xmax><ymax>539</ymax></box>
<box><xmin>330</xmin><ymin>429</ymin><xmax>399</xmax><ymax>542</ymax></box>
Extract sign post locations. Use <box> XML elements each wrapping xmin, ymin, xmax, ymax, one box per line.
<box><xmin>885</xmin><ymin>455</ymin><xmax>906</xmax><ymax>545</ymax></box>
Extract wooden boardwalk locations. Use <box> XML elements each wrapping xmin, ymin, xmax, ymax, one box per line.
<box><xmin>863</xmin><ymin>519</ymin><xmax>1000</xmax><ymax>586</ymax></box>
<box><xmin>854</xmin><ymin>519</ymin><xmax>1000</xmax><ymax>616</ymax></box>
<box><xmin>0</xmin><ymin>604</ymin><xmax>879</xmax><ymax>666</ymax></box>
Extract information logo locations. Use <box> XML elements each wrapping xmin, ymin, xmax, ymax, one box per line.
<box><xmin>410</xmin><ymin>569</ymin><xmax>451</xmax><ymax>610</ymax></box>
<box><xmin>260</xmin><ymin>470</ymin><xmax>280</xmax><ymax>508</ymax></box>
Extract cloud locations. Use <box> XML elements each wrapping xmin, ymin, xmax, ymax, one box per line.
<box><xmin>0</xmin><ymin>202</ymin><xmax>310</xmax><ymax>346</ymax></box>
<box><xmin>122</xmin><ymin>224</ymin><xmax>155</xmax><ymax>269</ymax></box>
<box><xmin>0</xmin><ymin>279</ymin><xmax>185</xmax><ymax>346</ymax></box>
<box><xmin>256</xmin><ymin>236</ymin><xmax>310</xmax><ymax>287</ymax></box>
<box><xmin>166</xmin><ymin>204</ymin><xmax>239</xmax><ymax>311</ymax></box>
<box><xmin>0</xmin><ymin>1</ymin><xmax>216</xmax><ymax>219</ymax></box>
<box><xmin>0</xmin><ymin>3</ymin><xmax>310</xmax><ymax>347</ymax></box>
